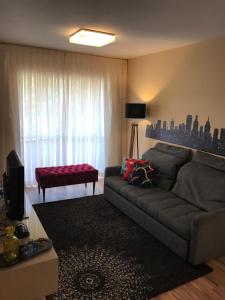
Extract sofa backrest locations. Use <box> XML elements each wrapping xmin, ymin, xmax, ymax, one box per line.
<box><xmin>172</xmin><ymin>151</ymin><xmax>225</xmax><ymax>211</ymax></box>
<box><xmin>142</xmin><ymin>142</ymin><xmax>191</xmax><ymax>190</ymax></box>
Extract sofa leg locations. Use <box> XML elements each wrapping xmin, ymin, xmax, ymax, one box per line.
<box><xmin>85</xmin><ymin>183</ymin><xmax>87</xmax><ymax>188</ymax></box>
<box><xmin>38</xmin><ymin>184</ymin><xmax>40</xmax><ymax>194</ymax></box>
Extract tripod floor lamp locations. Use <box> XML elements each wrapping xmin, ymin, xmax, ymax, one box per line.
<box><xmin>125</xmin><ymin>103</ymin><xmax>146</xmax><ymax>159</ymax></box>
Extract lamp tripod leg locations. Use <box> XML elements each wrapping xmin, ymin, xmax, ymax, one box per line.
<box><xmin>136</xmin><ymin>124</ymin><xmax>139</xmax><ymax>159</ymax></box>
<box><xmin>129</xmin><ymin>124</ymin><xmax>135</xmax><ymax>158</ymax></box>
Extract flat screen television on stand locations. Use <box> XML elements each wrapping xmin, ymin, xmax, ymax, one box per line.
<box><xmin>3</xmin><ymin>150</ymin><xmax>24</xmax><ymax>221</ymax></box>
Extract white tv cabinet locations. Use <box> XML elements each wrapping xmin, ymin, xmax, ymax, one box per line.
<box><xmin>0</xmin><ymin>194</ymin><xmax>58</xmax><ymax>300</ymax></box>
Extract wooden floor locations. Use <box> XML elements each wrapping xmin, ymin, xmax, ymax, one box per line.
<box><xmin>26</xmin><ymin>177</ymin><xmax>104</xmax><ymax>205</ymax></box>
<box><xmin>27</xmin><ymin>179</ymin><xmax>225</xmax><ymax>300</ymax></box>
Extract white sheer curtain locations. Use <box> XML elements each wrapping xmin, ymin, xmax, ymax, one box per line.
<box><xmin>3</xmin><ymin>45</ymin><xmax>127</xmax><ymax>186</ymax></box>
<box><xmin>0</xmin><ymin>49</ymin><xmax>15</xmax><ymax>175</ymax></box>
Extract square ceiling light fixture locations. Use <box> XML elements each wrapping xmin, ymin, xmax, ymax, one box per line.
<box><xmin>69</xmin><ymin>29</ymin><xmax>116</xmax><ymax>47</ymax></box>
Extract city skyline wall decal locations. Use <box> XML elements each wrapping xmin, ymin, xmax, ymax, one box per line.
<box><xmin>146</xmin><ymin>114</ymin><xmax>225</xmax><ymax>156</ymax></box>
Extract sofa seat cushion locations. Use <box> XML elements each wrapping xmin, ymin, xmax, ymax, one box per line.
<box><xmin>105</xmin><ymin>176</ymin><xmax>156</xmax><ymax>199</ymax></box>
<box><xmin>105</xmin><ymin>175</ymin><xmax>128</xmax><ymax>193</ymax></box>
<box><xmin>155</xmin><ymin>200</ymin><xmax>204</xmax><ymax>240</ymax></box>
<box><xmin>130</xmin><ymin>193</ymin><xmax>205</xmax><ymax>240</ymax></box>
<box><xmin>119</xmin><ymin>184</ymin><xmax>164</xmax><ymax>202</ymax></box>
<box><xmin>105</xmin><ymin>175</ymin><xmax>205</xmax><ymax>240</ymax></box>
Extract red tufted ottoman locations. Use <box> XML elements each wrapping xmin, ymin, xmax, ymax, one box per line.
<box><xmin>35</xmin><ymin>164</ymin><xmax>98</xmax><ymax>202</ymax></box>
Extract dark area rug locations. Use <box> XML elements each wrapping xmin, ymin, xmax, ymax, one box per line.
<box><xmin>33</xmin><ymin>195</ymin><xmax>212</xmax><ymax>300</ymax></box>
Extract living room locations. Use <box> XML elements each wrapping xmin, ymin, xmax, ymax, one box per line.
<box><xmin>0</xmin><ymin>1</ymin><xmax>225</xmax><ymax>300</ymax></box>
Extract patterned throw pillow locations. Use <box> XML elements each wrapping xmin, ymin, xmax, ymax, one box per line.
<box><xmin>123</xmin><ymin>159</ymin><xmax>148</xmax><ymax>181</ymax></box>
<box><xmin>120</xmin><ymin>158</ymin><xmax>127</xmax><ymax>176</ymax></box>
<box><xmin>128</xmin><ymin>165</ymin><xmax>155</xmax><ymax>188</ymax></box>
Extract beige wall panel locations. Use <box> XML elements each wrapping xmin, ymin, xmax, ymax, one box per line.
<box><xmin>127</xmin><ymin>38</ymin><xmax>225</xmax><ymax>156</ymax></box>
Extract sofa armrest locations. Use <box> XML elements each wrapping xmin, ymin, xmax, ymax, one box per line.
<box><xmin>189</xmin><ymin>208</ymin><xmax>225</xmax><ymax>265</ymax></box>
<box><xmin>104</xmin><ymin>166</ymin><xmax>121</xmax><ymax>178</ymax></box>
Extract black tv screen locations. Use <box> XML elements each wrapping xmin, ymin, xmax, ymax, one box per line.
<box><xmin>3</xmin><ymin>150</ymin><xmax>24</xmax><ymax>221</ymax></box>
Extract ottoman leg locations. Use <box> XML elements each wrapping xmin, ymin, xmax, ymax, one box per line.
<box><xmin>93</xmin><ymin>182</ymin><xmax>96</xmax><ymax>194</ymax></box>
<box><xmin>43</xmin><ymin>188</ymin><xmax>45</xmax><ymax>203</ymax></box>
<box><xmin>38</xmin><ymin>184</ymin><xmax>40</xmax><ymax>194</ymax></box>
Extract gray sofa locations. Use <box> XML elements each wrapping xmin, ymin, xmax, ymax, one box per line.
<box><xmin>104</xmin><ymin>143</ymin><xmax>225</xmax><ymax>265</ymax></box>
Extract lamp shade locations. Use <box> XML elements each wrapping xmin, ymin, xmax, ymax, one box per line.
<box><xmin>125</xmin><ymin>103</ymin><xmax>146</xmax><ymax>119</ymax></box>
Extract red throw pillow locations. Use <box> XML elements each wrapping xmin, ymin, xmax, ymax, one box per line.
<box><xmin>123</xmin><ymin>159</ymin><xmax>148</xmax><ymax>181</ymax></box>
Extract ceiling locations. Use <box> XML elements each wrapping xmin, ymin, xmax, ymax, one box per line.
<box><xmin>0</xmin><ymin>0</ymin><xmax>225</xmax><ymax>59</ymax></box>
